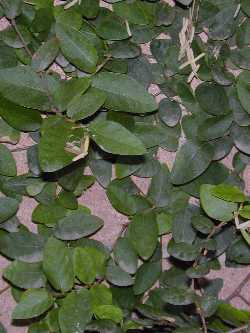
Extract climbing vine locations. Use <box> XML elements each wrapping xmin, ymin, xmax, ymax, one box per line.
<box><xmin>0</xmin><ymin>0</ymin><xmax>250</xmax><ymax>332</ymax></box>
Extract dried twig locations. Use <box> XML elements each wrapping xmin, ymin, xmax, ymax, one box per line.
<box><xmin>227</xmin><ymin>325</ymin><xmax>248</xmax><ymax>333</ymax></box>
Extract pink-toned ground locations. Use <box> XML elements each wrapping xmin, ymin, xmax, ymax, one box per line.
<box><xmin>0</xmin><ymin>2</ymin><xmax>250</xmax><ymax>331</ymax></box>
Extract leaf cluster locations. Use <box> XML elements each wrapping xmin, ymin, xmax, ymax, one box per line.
<box><xmin>0</xmin><ymin>0</ymin><xmax>250</xmax><ymax>332</ymax></box>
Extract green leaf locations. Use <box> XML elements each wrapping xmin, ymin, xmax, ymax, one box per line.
<box><xmin>0</xmin><ymin>96</ymin><xmax>42</xmax><ymax>132</ymax></box>
<box><xmin>0</xmin><ymin>144</ymin><xmax>16</xmax><ymax>177</ymax></box>
<box><xmin>128</xmin><ymin>212</ymin><xmax>158</xmax><ymax>260</ymax></box>
<box><xmin>0</xmin><ymin>197</ymin><xmax>19</xmax><ymax>223</ymax></box>
<box><xmin>32</xmin><ymin>37</ymin><xmax>59</xmax><ymax>72</ymax></box>
<box><xmin>241</xmin><ymin>0</ymin><xmax>250</xmax><ymax>17</ymax></box>
<box><xmin>95</xmin><ymin>8</ymin><xmax>129</xmax><ymax>40</ymax></box>
<box><xmin>94</xmin><ymin>305</ymin><xmax>123</xmax><ymax>323</ymax></box>
<box><xmin>38</xmin><ymin>117</ymin><xmax>74</xmax><ymax>172</ymax></box>
<box><xmin>159</xmin><ymin>98</ymin><xmax>181</xmax><ymax>127</ymax></box>
<box><xmin>208</xmin><ymin>5</ymin><xmax>237</xmax><ymax>40</ymax></box>
<box><xmin>1</xmin><ymin>0</ymin><xmax>22</xmax><ymax>19</ymax></box>
<box><xmin>114</xmin><ymin>238</ymin><xmax>138</xmax><ymax>274</ymax></box>
<box><xmin>89</xmin><ymin>120</ymin><xmax>146</xmax><ymax>155</ymax></box>
<box><xmin>54</xmin><ymin>77</ymin><xmax>90</xmax><ymax>112</ymax></box>
<box><xmin>107</xmin><ymin>179</ymin><xmax>137</xmax><ymax>216</ymax></box>
<box><xmin>148</xmin><ymin>164</ymin><xmax>173</xmax><ymax>207</ymax></box>
<box><xmin>211</xmin><ymin>184</ymin><xmax>246</xmax><ymax>202</ymax></box>
<box><xmin>167</xmin><ymin>239</ymin><xmax>200</xmax><ymax>261</ymax></box>
<box><xmin>58</xmin><ymin>290</ymin><xmax>93</xmax><ymax>333</ymax></box>
<box><xmin>43</xmin><ymin>237</ymin><xmax>74</xmax><ymax>292</ymax></box>
<box><xmin>0</xmin><ymin>43</ymin><xmax>17</xmax><ymax>69</ymax></box>
<box><xmin>113</xmin><ymin>1</ymin><xmax>156</xmax><ymax>25</ymax></box>
<box><xmin>106</xmin><ymin>260</ymin><xmax>134</xmax><ymax>287</ymax></box>
<box><xmin>161</xmin><ymin>287</ymin><xmax>195</xmax><ymax>305</ymax></box>
<box><xmin>200</xmin><ymin>184</ymin><xmax>237</xmax><ymax>222</ymax></box>
<box><xmin>157</xmin><ymin>212</ymin><xmax>172</xmax><ymax>235</ymax></box>
<box><xmin>239</xmin><ymin>205</ymin><xmax>250</xmax><ymax>219</ymax></box>
<box><xmin>133</xmin><ymin>261</ymin><xmax>161</xmax><ymax>295</ymax></box>
<box><xmin>32</xmin><ymin>202</ymin><xmax>67</xmax><ymax>226</ymax></box>
<box><xmin>54</xmin><ymin>211</ymin><xmax>104</xmax><ymax>240</ymax></box>
<box><xmin>171</xmin><ymin>141</ymin><xmax>214</xmax><ymax>185</ymax></box>
<box><xmin>0</xmin><ymin>66</ymin><xmax>50</xmax><ymax>110</ymax></box>
<box><xmin>92</xmin><ymin>72</ymin><xmax>157</xmax><ymax>114</ymax></box>
<box><xmin>216</xmin><ymin>303</ymin><xmax>250</xmax><ymax>326</ymax></box>
<box><xmin>0</xmin><ymin>227</ymin><xmax>45</xmax><ymax>262</ymax></box>
<box><xmin>172</xmin><ymin>206</ymin><xmax>197</xmax><ymax>244</ymax></box>
<box><xmin>12</xmin><ymin>289</ymin><xmax>54</xmax><ymax>320</ymax></box>
<box><xmin>3</xmin><ymin>261</ymin><xmax>46</xmax><ymax>289</ymax></box>
<box><xmin>191</xmin><ymin>215</ymin><xmax>214</xmax><ymax>235</ymax></box>
<box><xmin>67</xmin><ymin>87</ymin><xmax>106</xmax><ymax>121</ymax></box>
<box><xmin>73</xmin><ymin>247</ymin><xmax>106</xmax><ymax>284</ymax></box>
<box><xmin>90</xmin><ymin>284</ymin><xmax>112</xmax><ymax>309</ymax></box>
<box><xmin>237</xmin><ymin>71</ymin><xmax>250</xmax><ymax>114</ymax></box>
<box><xmin>196</xmin><ymin>82</ymin><xmax>230</xmax><ymax>116</ymax></box>
<box><xmin>55</xmin><ymin>23</ymin><xmax>98</xmax><ymax>73</ymax></box>
<box><xmin>232</xmin><ymin>123</ymin><xmax>250</xmax><ymax>155</ymax></box>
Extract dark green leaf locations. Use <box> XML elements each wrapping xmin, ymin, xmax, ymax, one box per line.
<box><xmin>55</xmin><ymin>23</ymin><xmax>98</xmax><ymax>73</ymax></box>
<box><xmin>92</xmin><ymin>72</ymin><xmax>157</xmax><ymax>114</ymax></box>
<box><xmin>43</xmin><ymin>237</ymin><xmax>74</xmax><ymax>292</ymax></box>
<box><xmin>133</xmin><ymin>261</ymin><xmax>161</xmax><ymax>295</ymax></box>
<box><xmin>106</xmin><ymin>260</ymin><xmax>134</xmax><ymax>287</ymax></box>
<box><xmin>114</xmin><ymin>238</ymin><xmax>138</xmax><ymax>274</ymax></box>
<box><xmin>171</xmin><ymin>141</ymin><xmax>214</xmax><ymax>185</ymax></box>
<box><xmin>67</xmin><ymin>87</ymin><xmax>106</xmax><ymax>121</ymax></box>
<box><xmin>0</xmin><ymin>66</ymin><xmax>49</xmax><ymax>110</ymax></box>
<box><xmin>32</xmin><ymin>37</ymin><xmax>59</xmax><ymax>72</ymax></box>
<box><xmin>128</xmin><ymin>212</ymin><xmax>158</xmax><ymax>260</ymax></box>
<box><xmin>54</xmin><ymin>211</ymin><xmax>104</xmax><ymax>240</ymax></box>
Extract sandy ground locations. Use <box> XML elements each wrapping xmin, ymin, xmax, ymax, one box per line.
<box><xmin>0</xmin><ymin>2</ymin><xmax>249</xmax><ymax>331</ymax></box>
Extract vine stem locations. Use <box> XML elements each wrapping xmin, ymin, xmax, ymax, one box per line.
<box><xmin>0</xmin><ymin>285</ymin><xmax>10</xmax><ymax>296</ymax></box>
<box><xmin>227</xmin><ymin>325</ymin><xmax>248</xmax><ymax>333</ymax></box>
<box><xmin>225</xmin><ymin>272</ymin><xmax>250</xmax><ymax>302</ymax></box>
<box><xmin>10</xmin><ymin>18</ymin><xmax>59</xmax><ymax>113</ymax></box>
<box><xmin>11</xmin><ymin>18</ymin><xmax>33</xmax><ymax>58</ymax></box>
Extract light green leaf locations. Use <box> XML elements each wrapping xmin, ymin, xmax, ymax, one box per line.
<box><xmin>89</xmin><ymin>120</ymin><xmax>146</xmax><ymax>155</ymax></box>
<box><xmin>200</xmin><ymin>184</ymin><xmax>237</xmax><ymax>222</ymax></box>
<box><xmin>12</xmin><ymin>289</ymin><xmax>54</xmax><ymax>320</ymax></box>
<box><xmin>58</xmin><ymin>290</ymin><xmax>93</xmax><ymax>333</ymax></box>
<box><xmin>211</xmin><ymin>184</ymin><xmax>246</xmax><ymax>203</ymax></box>
<box><xmin>73</xmin><ymin>247</ymin><xmax>106</xmax><ymax>284</ymax></box>
<box><xmin>94</xmin><ymin>305</ymin><xmax>123</xmax><ymax>323</ymax></box>
<box><xmin>92</xmin><ymin>72</ymin><xmax>157</xmax><ymax>114</ymax></box>
<box><xmin>43</xmin><ymin>237</ymin><xmax>74</xmax><ymax>292</ymax></box>
<box><xmin>55</xmin><ymin>23</ymin><xmax>98</xmax><ymax>73</ymax></box>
